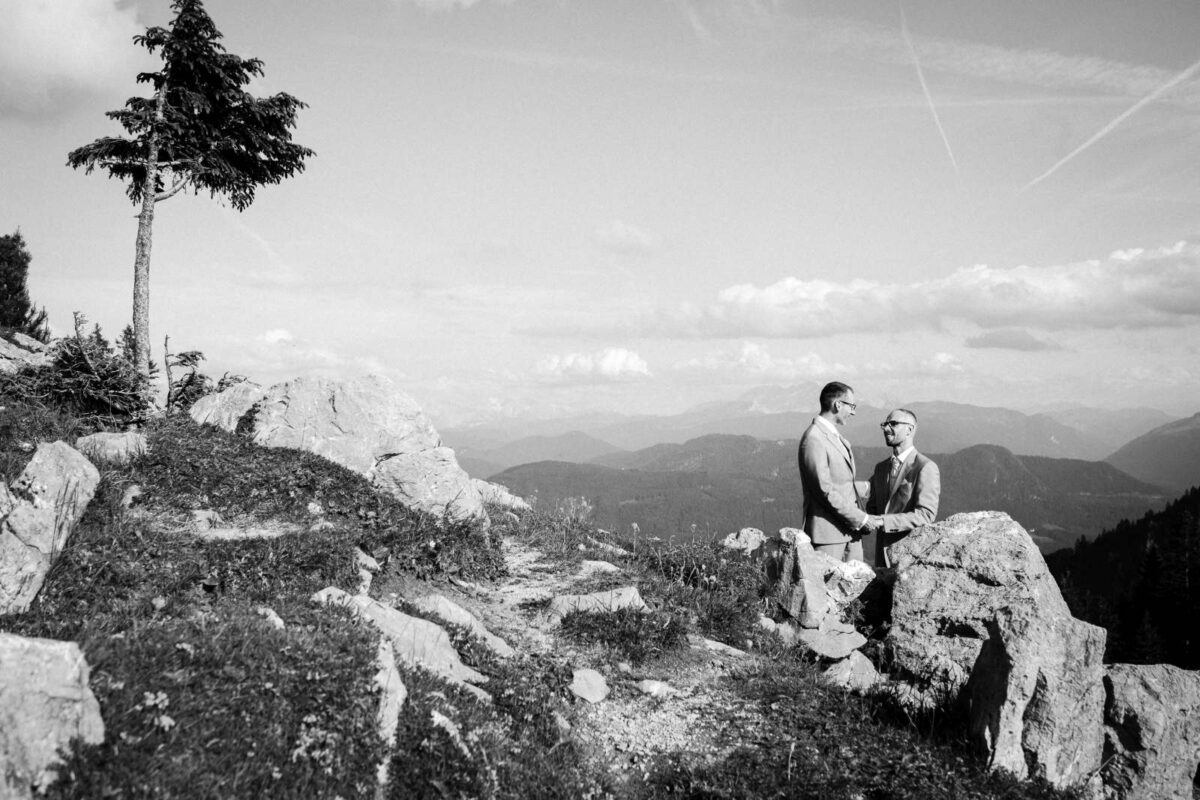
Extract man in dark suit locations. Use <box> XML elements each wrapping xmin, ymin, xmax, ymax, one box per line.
<box><xmin>798</xmin><ymin>381</ymin><xmax>871</xmax><ymax>562</ymax></box>
<box><xmin>864</xmin><ymin>408</ymin><xmax>941</xmax><ymax>568</ymax></box>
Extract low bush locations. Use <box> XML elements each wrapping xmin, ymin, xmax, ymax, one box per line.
<box><xmin>559</xmin><ymin>606</ymin><xmax>688</xmax><ymax>665</ymax></box>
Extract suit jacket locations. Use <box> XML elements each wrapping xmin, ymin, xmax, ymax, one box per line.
<box><xmin>798</xmin><ymin>419</ymin><xmax>867</xmax><ymax>545</ymax></box>
<box><xmin>865</xmin><ymin>450</ymin><xmax>941</xmax><ymax>567</ymax></box>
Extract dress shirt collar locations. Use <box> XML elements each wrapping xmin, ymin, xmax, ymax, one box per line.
<box><xmin>892</xmin><ymin>446</ymin><xmax>915</xmax><ymax>464</ymax></box>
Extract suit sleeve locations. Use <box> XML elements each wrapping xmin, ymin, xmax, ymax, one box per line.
<box><xmin>800</xmin><ymin>434</ymin><xmax>868</xmax><ymax>532</ymax></box>
<box><xmin>882</xmin><ymin>460</ymin><xmax>941</xmax><ymax>533</ymax></box>
<box><xmin>864</xmin><ymin>464</ymin><xmax>884</xmax><ymax>515</ymax></box>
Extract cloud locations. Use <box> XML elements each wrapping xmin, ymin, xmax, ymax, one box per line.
<box><xmin>965</xmin><ymin>329</ymin><xmax>1062</xmax><ymax>352</ymax></box>
<box><xmin>535</xmin><ymin>347</ymin><xmax>651</xmax><ymax>383</ymax></box>
<box><xmin>676</xmin><ymin>342</ymin><xmax>849</xmax><ymax>380</ymax></box>
<box><xmin>217</xmin><ymin>329</ymin><xmax>390</xmax><ymax>381</ymax></box>
<box><xmin>0</xmin><ymin>0</ymin><xmax>144</xmax><ymax>118</ymax></box>
<box><xmin>594</xmin><ymin>220</ymin><xmax>663</xmax><ymax>256</ymax></box>
<box><xmin>647</xmin><ymin>241</ymin><xmax>1200</xmax><ymax>338</ymax></box>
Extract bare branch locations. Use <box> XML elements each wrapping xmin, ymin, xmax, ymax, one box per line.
<box><xmin>155</xmin><ymin>174</ymin><xmax>192</xmax><ymax>202</ymax></box>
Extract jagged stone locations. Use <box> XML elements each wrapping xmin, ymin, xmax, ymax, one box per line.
<box><xmin>773</xmin><ymin>532</ymin><xmax>873</xmax><ymax>630</ymax></box>
<box><xmin>1101</xmin><ymin>663</ymin><xmax>1200</xmax><ymax>800</ymax></box>
<box><xmin>822</xmin><ymin>651</ymin><xmax>881</xmax><ymax>693</ymax></box>
<box><xmin>797</xmin><ymin>617</ymin><xmax>866</xmax><ymax>660</ymax></box>
<box><xmin>356</xmin><ymin>549</ymin><xmax>380</xmax><ymax>596</ymax></box>
<box><xmin>0</xmin><ymin>335</ymin><xmax>50</xmax><ymax>374</ymax></box>
<box><xmin>967</xmin><ymin>603</ymin><xmax>1106</xmax><ymax>791</ymax></box>
<box><xmin>188</xmin><ymin>381</ymin><xmax>265</xmax><ymax>432</ymax></box>
<box><xmin>721</xmin><ymin>527</ymin><xmax>767</xmax><ymax>556</ymax></box>
<box><xmin>251</xmin><ymin>375</ymin><xmax>440</xmax><ymax>473</ymax></box>
<box><xmin>577</xmin><ymin>560</ymin><xmax>621</xmax><ymax>578</ymax></box>
<box><xmin>75</xmin><ymin>431</ymin><xmax>147</xmax><ymax>465</ymax></box>
<box><xmin>312</xmin><ymin>587</ymin><xmax>489</xmax><ymax>700</ymax></box>
<box><xmin>886</xmin><ymin>512</ymin><xmax>1069</xmax><ymax>704</ymax></box>
<box><xmin>0</xmin><ymin>442</ymin><xmax>100</xmax><ymax>615</ymax></box>
<box><xmin>374</xmin><ymin>639</ymin><xmax>406</xmax><ymax>790</ymax></box>
<box><xmin>0</xmin><ymin>632</ymin><xmax>105</xmax><ymax>797</ymax></box>
<box><xmin>410</xmin><ymin>594</ymin><xmax>515</xmax><ymax>659</ymax></box>
<box><xmin>570</xmin><ymin>668</ymin><xmax>609</xmax><ymax>703</ymax></box>
<box><xmin>471</xmin><ymin>479</ymin><xmax>531</xmax><ymax>512</ymax></box>
<box><xmin>689</xmin><ymin>635</ymin><xmax>748</xmax><ymax>657</ymax></box>
<box><xmin>254</xmin><ymin>606</ymin><xmax>285</xmax><ymax>630</ymax></box>
<box><xmin>547</xmin><ymin>586</ymin><xmax>647</xmax><ymax>624</ymax></box>
<box><xmin>372</xmin><ymin>447</ymin><xmax>485</xmax><ymax>524</ymax></box>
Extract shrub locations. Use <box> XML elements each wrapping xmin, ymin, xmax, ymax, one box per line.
<box><xmin>558</xmin><ymin>606</ymin><xmax>688</xmax><ymax>665</ymax></box>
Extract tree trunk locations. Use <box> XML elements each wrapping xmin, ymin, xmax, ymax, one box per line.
<box><xmin>131</xmin><ymin>87</ymin><xmax>166</xmax><ymax>376</ymax></box>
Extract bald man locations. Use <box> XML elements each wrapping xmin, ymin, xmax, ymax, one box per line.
<box><xmin>863</xmin><ymin>408</ymin><xmax>941</xmax><ymax>568</ymax></box>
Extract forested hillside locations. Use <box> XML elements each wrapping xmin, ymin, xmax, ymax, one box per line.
<box><xmin>1047</xmin><ymin>487</ymin><xmax>1200</xmax><ymax>667</ymax></box>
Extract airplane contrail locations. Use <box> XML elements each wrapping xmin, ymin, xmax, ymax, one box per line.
<box><xmin>900</xmin><ymin>4</ymin><xmax>961</xmax><ymax>179</ymax></box>
<box><xmin>1020</xmin><ymin>55</ymin><xmax>1200</xmax><ymax>194</ymax></box>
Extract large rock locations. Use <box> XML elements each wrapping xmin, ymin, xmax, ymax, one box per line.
<box><xmin>967</xmin><ymin>603</ymin><xmax>1107</xmax><ymax>791</ymax></box>
<box><xmin>471</xmin><ymin>479</ymin><xmax>531</xmax><ymax>513</ymax></box>
<box><xmin>410</xmin><ymin>594</ymin><xmax>515</xmax><ymax>659</ymax></box>
<box><xmin>0</xmin><ymin>335</ymin><xmax>50</xmax><ymax>374</ymax></box>
<box><xmin>75</xmin><ymin>431</ymin><xmax>147</xmax><ymax>465</ymax></box>
<box><xmin>372</xmin><ymin>448</ymin><xmax>485</xmax><ymax>524</ymax></box>
<box><xmin>312</xmin><ymin>587</ymin><xmax>489</xmax><ymax>701</ymax></box>
<box><xmin>0</xmin><ymin>632</ymin><xmax>105</xmax><ymax>798</ymax></box>
<box><xmin>189</xmin><ymin>381</ymin><xmax>264</xmax><ymax>432</ymax></box>
<box><xmin>772</xmin><ymin>528</ymin><xmax>874</xmax><ymax>630</ymax></box>
<box><xmin>196</xmin><ymin>375</ymin><xmax>487</xmax><ymax>526</ymax></box>
<box><xmin>721</xmin><ymin>527</ymin><xmax>767</xmax><ymax>557</ymax></box>
<box><xmin>251</xmin><ymin>375</ymin><xmax>440</xmax><ymax>473</ymax></box>
<box><xmin>1</xmin><ymin>442</ymin><xmax>100</xmax><ymax>615</ymax></box>
<box><xmin>547</xmin><ymin>586</ymin><xmax>647</xmax><ymax>625</ymax></box>
<box><xmin>886</xmin><ymin>512</ymin><xmax>1069</xmax><ymax>704</ymax></box>
<box><xmin>1101</xmin><ymin>663</ymin><xmax>1200</xmax><ymax>800</ymax></box>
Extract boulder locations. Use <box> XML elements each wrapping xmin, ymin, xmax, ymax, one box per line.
<box><xmin>311</xmin><ymin>587</ymin><xmax>489</xmax><ymax>701</ymax></box>
<box><xmin>1101</xmin><ymin>663</ymin><xmax>1200</xmax><ymax>800</ymax></box>
<box><xmin>188</xmin><ymin>381</ymin><xmax>264</xmax><ymax>432</ymax></box>
<box><xmin>410</xmin><ymin>594</ymin><xmax>515</xmax><ymax>659</ymax></box>
<box><xmin>797</xmin><ymin>617</ymin><xmax>867</xmax><ymax>660</ymax></box>
<box><xmin>822</xmin><ymin>651</ymin><xmax>881</xmax><ymax>693</ymax></box>
<box><xmin>772</xmin><ymin>529</ymin><xmax>874</xmax><ymax>630</ymax></box>
<box><xmin>251</xmin><ymin>375</ymin><xmax>439</xmax><ymax>473</ymax></box>
<box><xmin>0</xmin><ymin>633</ymin><xmax>105</xmax><ymax>797</ymax></box>
<box><xmin>547</xmin><ymin>586</ymin><xmax>647</xmax><ymax>625</ymax></box>
<box><xmin>471</xmin><ymin>479</ymin><xmax>531</xmax><ymax>512</ymax></box>
<box><xmin>721</xmin><ymin>527</ymin><xmax>767</xmax><ymax>557</ymax></box>
<box><xmin>372</xmin><ymin>448</ymin><xmax>485</xmax><ymax>524</ymax></box>
<box><xmin>570</xmin><ymin>668</ymin><xmax>610</xmax><ymax>704</ymax></box>
<box><xmin>1</xmin><ymin>442</ymin><xmax>100</xmax><ymax>615</ymax></box>
<box><xmin>967</xmin><ymin>603</ymin><xmax>1107</xmax><ymax>791</ymax></box>
<box><xmin>886</xmin><ymin>512</ymin><xmax>1069</xmax><ymax>704</ymax></box>
<box><xmin>0</xmin><ymin>335</ymin><xmax>50</xmax><ymax>374</ymax></box>
<box><xmin>75</xmin><ymin>431</ymin><xmax>147</xmax><ymax>465</ymax></box>
<box><xmin>241</xmin><ymin>375</ymin><xmax>486</xmax><ymax>525</ymax></box>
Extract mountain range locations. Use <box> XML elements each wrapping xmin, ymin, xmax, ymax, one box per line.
<box><xmin>444</xmin><ymin>389</ymin><xmax>1179</xmax><ymax>469</ymax></box>
<box><xmin>491</xmin><ymin>434</ymin><xmax>1169</xmax><ymax>554</ymax></box>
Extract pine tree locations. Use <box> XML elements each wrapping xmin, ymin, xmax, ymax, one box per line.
<box><xmin>0</xmin><ymin>230</ymin><xmax>51</xmax><ymax>342</ymax></box>
<box><xmin>67</xmin><ymin>0</ymin><xmax>313</xmax><ymax>374</ymax></box>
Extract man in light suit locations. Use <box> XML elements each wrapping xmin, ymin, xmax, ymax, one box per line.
<box><xmin>863</xmin><ymin>408</ymin><xmax>941</xmax><ymax>568</ymax></box>
<box><xmin>798</xmin><ymin>381</ymin><xmax>870</xmax><ymax>562</ymax></box>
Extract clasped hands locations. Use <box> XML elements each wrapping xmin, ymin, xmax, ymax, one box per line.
<box><xmin>862</xmin><ymin>515</ymin><xmax>885</xmax><ymax>533</ymax></box>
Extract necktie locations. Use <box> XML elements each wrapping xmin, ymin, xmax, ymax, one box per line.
<box><xmin>889</xmin><ymin>455</ymin><xmax>902</xmax><ymax>481</ymax></box>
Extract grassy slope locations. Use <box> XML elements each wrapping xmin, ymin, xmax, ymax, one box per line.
<box><xmin>0</xmin><ymin>402</ymin><xmax>1079</xmax><ymax>799</ymax></box>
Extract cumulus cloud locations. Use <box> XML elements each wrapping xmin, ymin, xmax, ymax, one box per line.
<box><xmin>0</xmin><ymin>0</ymin><xmax>144</xmax><ymax>117</ymax></box>
<box><xmin>649</xmin><ymin>242</ymin><xmax>1200</xmax><ymax>338</ymax></box>
<box><xmin>594</xmin><ymin>220</ymin><xmax>663</xmax><ymax>256</ymax></box>
<box><xmin>676</xmin><ymin>342</ymin><xmax>849</xmax><ymax>379</ymax></box>
<box><xmin>225</xmin><ymin>329</ymin><xmax>388</xmax><ymax>379</ymax></box>
<box><xmin>965</xmin><ymin>329</ymin><xmax>1062</xmax><ymax>351</ymax></box>
<box><xmin>535</xmin><ymin>347</ymin><xmax>651</xmax><ymax>383</ymax></box>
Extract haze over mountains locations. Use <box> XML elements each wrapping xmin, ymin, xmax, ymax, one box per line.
<box><xmin>442</xmin><ymin>386</ymin><xmax>1197</xmax><ymax>554</ymax></box>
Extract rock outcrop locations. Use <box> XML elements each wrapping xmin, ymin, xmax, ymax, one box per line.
<box><xmin>967</xmin><ymin>603</ymin><xmax>1107</xmax><ymax>791</ymax></box>
<box><xmin>191</xmin><ymin>375</ymin><xmax>486</xmax><ymax>526</ymax></box>
<box><xmin>770</xmin><ymin>527</ymin><xmax>874</xmax><ymax>635</ymax></box>
<box><xmin>886</xmin><ymin>511</ymin><xmax>1069</xmax><ymax>704</ymax></box>
<box><xmin>471</xmin><ymin>479</ymin><xmax>531</xmax><ymax>512</ymax></box>
<box><xmin>0</xmin><ymin>334</ymin><xmax>50</xmax><ymax>374</ymax></box>
<box><xmin>1101</xmin><ymin>663</ymin><xmax>1200</xmax><ymax>800</ymax></box>
<box><xmin>75</xmin><ymin>431</ymin><xmax>148</xmax><ymax>465</ymax></box>
<box><xmin>0</xmin><ymin>632</ymin><xmax>105</xmax><ymax>798</ymax></box>
<box><xmin>1</xmin><ymin>442</ymin><xmax>100</xmax><ymax>615</ymax></box>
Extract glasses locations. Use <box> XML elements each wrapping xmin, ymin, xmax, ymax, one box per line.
<box><xmin>837</xmin><ymin>400</ymin><xmax>857</xmax><ymax>411</ymax></box>
<box><xmin>880</xmin><ymin>420</ymin><xmax>913</xmax><ymax>429</ymax></box>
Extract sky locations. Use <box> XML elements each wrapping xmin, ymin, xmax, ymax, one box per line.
<box><xmin>2</xmin><ymin>0</ymin><xmax>1200</xmax><ymax>427</ymax></box>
